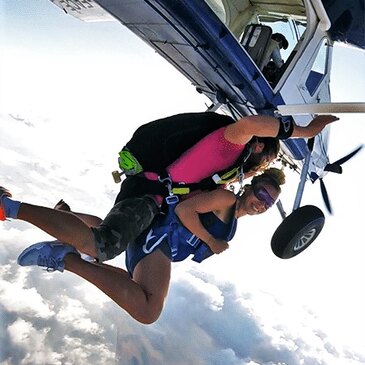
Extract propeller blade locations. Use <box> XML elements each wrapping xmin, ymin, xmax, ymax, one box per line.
<box><xmin>324</xmin><ymin>163</ymin><xmax>342</xmax><ymax>174</ymax></box>
<box><xmin>320</xmin><ymin>178</ymin><xmax>332</xmax><ymax>214</ymax></box>
<box><xmin>332</xmin><ymin>145</ymin><xmax>364</xmax><ymax>166</ymax></box>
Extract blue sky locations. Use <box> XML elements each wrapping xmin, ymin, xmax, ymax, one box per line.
<box><xmin>1</xmin><ymin>1</ymin><xmax>365</xmax><ymax>364</ymax></box>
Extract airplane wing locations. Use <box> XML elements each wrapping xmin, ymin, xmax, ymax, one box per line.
<box><xmin>50</xmin><ymin>0</ymin><xmax>283</xmax><ymax>115</ymax></box>
<box><xmin>93</xmin><ymin>0</ymin><xmax>276</xmax><ymax>116</ymax></box>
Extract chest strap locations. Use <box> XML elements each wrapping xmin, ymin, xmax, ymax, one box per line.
<box><xmin>167</xmin><ymin>166</ymin><xmax>241</xmax><ymax>195</ymax></box>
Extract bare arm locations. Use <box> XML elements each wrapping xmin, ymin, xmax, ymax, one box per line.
<box><xmin>224</xmin><ymin>114</ymin><xmax>339</xmax><ymax>144</ymax></box>
<box><xmin>291</xmin><ymin>115</ymin><xmax>339</xmax><ymax>138</ymax></box>
<box><xmin>174</xmin><ymin>190</ymin><xmax>236</xmax><ymax>254</ymax></box>
<box><xmin>224</xmin><ymin>115</ymin><xmax>280</xmax><ymax>144</ymax></box>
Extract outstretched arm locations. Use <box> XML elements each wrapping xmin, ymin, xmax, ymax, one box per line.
<box><xmin>224</xmin><ymin>114</ymin><xmax>339</xmax><ymax>144</ymax></box>
<box><xmin>291</xmin><ymin>114</ymin><xmax>339</xmax><ymax>138</ymax></box>
<box><xmin>175</xmin><ymin>190</ymin><xmax>236</xmax><ymax>254</ymax></box>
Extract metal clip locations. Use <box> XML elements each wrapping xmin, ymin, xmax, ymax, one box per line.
<box><xmin>238</xmin><ymin>166</ymin><xmax>245</xmax><ymax>195</ymax></box>
<box><xmin>158</xmin><ymin>175</ymin><xmax>173</xmax><ymax>195</ymax></box>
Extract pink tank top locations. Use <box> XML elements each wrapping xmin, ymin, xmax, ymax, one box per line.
<box><xmin>144</xmin><ymin>127</ymin><xmax>245</xmax><ymax>202</ymax></box>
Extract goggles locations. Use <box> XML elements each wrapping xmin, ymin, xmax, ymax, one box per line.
<box><xmin>253</xmin><ymin>185</ymin><xmax>276</xmax><ymax>209</ymax></box>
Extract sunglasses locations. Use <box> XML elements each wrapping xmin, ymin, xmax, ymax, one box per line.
<box><xmin>253</xmin><ymin>185</ymin><xmax>276</xmax><ymax>209</ymax></box>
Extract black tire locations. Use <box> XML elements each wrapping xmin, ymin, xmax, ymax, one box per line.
<box><xmin>271</xmin><ymin>205</ymin><xmax>325</xmax><ymax>259</ymax></box>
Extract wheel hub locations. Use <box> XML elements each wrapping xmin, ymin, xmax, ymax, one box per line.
<box><xmin>293</xmin><ymin>228</ymin><xmax>317</xmax><ymax>251</ymax></box>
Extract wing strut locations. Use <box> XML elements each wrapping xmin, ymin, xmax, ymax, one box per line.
<box><xmin>292</xmin><ymin>138</ymin><xmax>314</xmax><ymax>211</ymax></box>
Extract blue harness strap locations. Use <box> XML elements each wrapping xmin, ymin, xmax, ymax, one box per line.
<box><xmin>126</xmin><ymin>194</ymin><xmax>237</xmax><ymax>275</ymax></box>
<box><xmin>166</xmin><ymin>195</ymin><xmax>237</xmax><ymax>263</ymax></box>
<box><xmin>166</xmin><ymin>196</ymin><xmax>200</xmax><ymax>261</ymax></box>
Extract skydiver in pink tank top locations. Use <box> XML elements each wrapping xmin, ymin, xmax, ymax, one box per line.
<box><xmin>1</xmin><ymin>113</ymin><xmax>338</xmax><ymax>262</ymax></box>
<box><xmin>144</xmin><ymin>126</ymin><xmax>245</xmax><ymax>203</ymax></box>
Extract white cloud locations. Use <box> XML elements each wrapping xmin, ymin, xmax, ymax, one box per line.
<box><xmin>62</xmin><ymin>336</ymin><xmax>115</xmax><ymax>365</ymax></box>
<box><xmin>7</xmin><ymin>318</ymin><xmax>64</xmax><ymax>365</ymax></box>
<box><xmin>57</xmin><ymin>297</ymin><xmax>101</xmax><ymax>335</ymax></box>
<box><xmin>0</xmin><ymin>264</ymin><xmax>54</xmax><ymax>319</ymax></box>
<box><xmin>122</xmin><ymin>269</ymin><xmax>363</xmax><ymax>365</ymax></box>
<box><xmin>173</xmin><ymin>268</ymin><xmax>225</xmax><ymax>311</ymax></box>
<box><xmin>1</xmin><ymin>232</ymin><xmax>364</xmax><ymax>365</ymax></box>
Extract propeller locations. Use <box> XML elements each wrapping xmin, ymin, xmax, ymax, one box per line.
<box><xmin>324</xmin><ymin>144</ymin><xmax>364</xmax><ymax>172</ymax></box>
<box><xmin>320</xmin><ymin>145</ymin><xmax>363</xmax><ymax>214</ymax></box>
<box><xmin>319</xmin><ymin>178</ymin><xmax>332</xmax><ymax>214</ymax></box>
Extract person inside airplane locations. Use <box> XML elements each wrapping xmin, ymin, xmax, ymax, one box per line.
<box><xmin>269</xmin><ymin>33</ymin><xmax>289</xmax><ymax>68</ymax></box>
<box><xmin>0</xmin><ymin>114</ymin><xmax>338</xmax><ymax>263</ymax></box>
<box><xmin>13</xmin><ymin>168</ymin><xmax>284</xmax><ymax>324</ymax></box>
<box><xmin>262</xmin><ymin>33</ymin><xmax>289</xmax><ymax>85</ymax></box>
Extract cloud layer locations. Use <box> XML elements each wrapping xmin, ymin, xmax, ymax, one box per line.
<box><xmin>2</xmin><ymin>240</ymin><xmax>364</xmax><ymax>365</ymax></box>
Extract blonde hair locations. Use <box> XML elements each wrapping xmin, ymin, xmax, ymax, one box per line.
<box><xmin>251</xmin><ymin>167</ymin><xmax>285</xmax><ymax>192</ymax></box>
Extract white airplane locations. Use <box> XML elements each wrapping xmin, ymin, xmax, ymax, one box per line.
<box><xmin>49</xmin><ymin>0</ymin><xmax>364</xmax><ymax>258</ymax></box>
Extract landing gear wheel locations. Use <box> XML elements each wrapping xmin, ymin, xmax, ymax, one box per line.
<box><xmin>271</xmin><ymin>205</ymin><xmax>325</xmax><ymax>259</ymax></box>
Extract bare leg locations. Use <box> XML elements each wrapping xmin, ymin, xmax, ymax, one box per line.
<box><xmin>64</xmin><ymin>249</ymin><xmax>171</xmax><ymax>324</ymax></box>
<box><xmin>54</xmin><ymin>200</ymin><xmax>102</xmax><ymax>228</ymax></box>
<box><xmin>70</xmin><ymin>212</ymin><xmax>102</xmax><ymax>227</ymax></box>
<box><xmin>18</xmin><ymin>203</ymin><xmax>98</xmax><ymax>257</ymax></box>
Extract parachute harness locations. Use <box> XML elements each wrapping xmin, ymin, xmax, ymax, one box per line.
<box><xmin>114</xmin><ymin>145</ymin><xmax>250</xmax><ymax>196</ymax></box>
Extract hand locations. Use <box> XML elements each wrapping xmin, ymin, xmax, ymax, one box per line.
<box><xmin>207</xmin><ymin>239</ymin><xmax>229</xmax><ymax>254</ymax></box>
<box><xmin>306</xmin><ymin>115</ymin><xmax>339</xmax><ymax>137</ymax></box>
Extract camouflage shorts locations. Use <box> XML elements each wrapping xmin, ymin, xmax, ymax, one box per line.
<box><xmin>92</xmin><ymin>196</ymin><xmax>159</xmax><ymax>262</ymax></box>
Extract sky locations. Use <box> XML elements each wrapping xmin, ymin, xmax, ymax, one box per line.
<box><xmin>0</xmin><ymin>1</ymin><xmax>364</xmax><ymax>364</ymax></box>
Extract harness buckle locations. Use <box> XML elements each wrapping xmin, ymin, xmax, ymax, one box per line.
<box><xmin>165</xmin><ymin>195</ymin><xmax>179</xmax><ymax>205</ymax></box>
<box><xmin>186</xmin><ymin>234</ymin><xmax>200</xmax><ymax>247</ymax></box>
